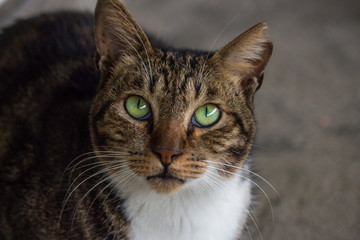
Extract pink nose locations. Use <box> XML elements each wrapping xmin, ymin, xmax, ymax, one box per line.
<box><xmin>153</xmin><ymin>149</ymin><xmax>182</xmax><ymax>166</ymax></box>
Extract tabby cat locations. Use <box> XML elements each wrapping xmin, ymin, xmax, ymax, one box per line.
<box><xmin>0</xmin><ymin>0</ymin><xmax>272</xmax><ymax>239</ymax></box>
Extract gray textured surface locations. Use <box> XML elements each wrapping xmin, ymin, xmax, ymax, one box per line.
<box><xmin>1</xmin><ymin>0</ymin><xmax>359</xmax><ymax>239</ymax></box>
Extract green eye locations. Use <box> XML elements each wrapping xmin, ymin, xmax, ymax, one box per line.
<box><xmin>193</xmin><ymin>104</ymin><xmax>221</xmax><ymax>127</ymax></box>
<box><xmin>125</xmin><ymin>95</ymin><xmax>151</xmax><ymax>120</ymax></box>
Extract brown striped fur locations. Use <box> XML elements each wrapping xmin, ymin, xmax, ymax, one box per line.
<box><xmin>90</xmin><ymin>0</ymin><xmax>272</xmax><ymax>193</ymax></box>
<box><xmin>0</xmin><ymin>0</ymin><xmax>272</xmax><ymax>239</ymax></box>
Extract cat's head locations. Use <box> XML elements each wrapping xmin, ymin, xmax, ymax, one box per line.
<box><xmin>89</xmin><ymin>0</ymin><xmax>272</xmax><ymax>194</ymax></box>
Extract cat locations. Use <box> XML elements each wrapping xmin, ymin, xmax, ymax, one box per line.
<box><xmin>0</xmin><ymin>0</ymin><xmax>272</xmax><ymax>239</ymax></box>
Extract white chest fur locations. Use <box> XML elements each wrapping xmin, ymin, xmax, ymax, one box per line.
<box><xmin>119</xmin><ymin>170</ymin><xmax>251</xmax><ymax>240</ymax></box>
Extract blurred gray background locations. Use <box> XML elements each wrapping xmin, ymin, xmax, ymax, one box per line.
<box><xmin>1</xmin><ymin>0</ymin><xmax>359</xmax><ymax>239</ymax></box>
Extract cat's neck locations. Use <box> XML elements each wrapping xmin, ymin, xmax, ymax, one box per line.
<box><xmin>117</xmin><ymin>166</ymin><xmax>251</xmax><ymax>240</ymax></box>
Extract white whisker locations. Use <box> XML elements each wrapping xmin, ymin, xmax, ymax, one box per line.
<box><xmin>67</xmin><ymin>157</ymin><xmax>127</xmax><ymax>192</ymax></box>
<box><xmin>101</xmin><ymin>170</ymin><xmax>136</xmax><ymax>207</ymax></box>
<box><xmin>206</xmin><ymin>164</ymin><xmax>275</xmax><ymax>226</ymax></box>
<box><xmin>116</xmin><ymin>8</ymin><xmax>153</xmax><ymax>84</ymax></box>
<box><xmin>203</xmin><ymin>160</ymin><xmax>279</xmax><ymax>196</ymax></box>
<box><xmin>61</xmin><ymin>162</ymin><xmax>126</xmax><ymax>215</ymax></box>
<box><xmin>106</xmin><ymin>25</ymin><xmax>151</xmax><ymax>82</ymax></box>
<box><xmin>70</xmin><ymin>164</ymin><xmax>129</xmax><ymax>228</ymax></box>
<box><xmin>83</xmin><ymin>167</ymin><xmax>134</xmax><ymax>223</ymax></box>
<box><xmin>247</xmin><ymin>210</ymin><xmax>262</xmax><ymax>240</ymax></box>
<box><xmin>59</xmin><ymin>161</ymin><xmax>129</xmax><ymax>224</ymax></box>
<box><xmin>243</xmin><ymin>220</ymin><xmax>253</xmax><ymax>240</ymax></box>
<box><xmin>64</xmin><ymin>149</ymin><xmax>130</xmax><ymax>170</ymax></box>
<box><xmin>68</xmin><ymin>153</ymin><xmax>129</xmax><ymax>175</ymax></box>
<box><xmin>197</xmin><ymin>14</ymin><xmax>239</xmax><ymax>87</ymax></box>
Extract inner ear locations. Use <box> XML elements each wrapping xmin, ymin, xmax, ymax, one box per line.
<box><xmin>254</xmin><ymin>73</ymin><xmax>264</xmax><ymax>92</ymax></box>
<box><xmin>209</xmin><ymin>22</ymin><xmax>273</xmax><ymax>96</ymax></box>
<box><xmin>94</xmin><ymin>0</ymin><xmax>153</xmax><ymax>70</ymax></box>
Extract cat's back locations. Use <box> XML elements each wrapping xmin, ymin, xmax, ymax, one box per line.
<box><xmin>0</xmin><ymin>11</ymin><xmax>97</xmax><ymax>105</ymax></box>
<box><xmin>0</xmin><ymin>12</ymin><xmax>99</xmax><ymax>181</ymax></box>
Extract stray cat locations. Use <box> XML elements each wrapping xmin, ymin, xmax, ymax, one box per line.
<box><xmin>0</xmin><ymin>0</ymin><xmax>272</xmax><ymax>239</ymax></box>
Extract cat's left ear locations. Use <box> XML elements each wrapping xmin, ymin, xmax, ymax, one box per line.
<box><xmin>94</xmin><ymin>0</ymin><xmax>152</xmax><ymax>70</ymax></box>
<box><xmin>210</xmin><ymin>22</ymin><xmax>273</xmax><ymax>97</ymax></box>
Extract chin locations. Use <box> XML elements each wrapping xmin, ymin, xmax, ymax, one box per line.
<box><xmin>147</xmin><ymin>177</ymin><xmax>185</xmax><ymax>194</ymax></box>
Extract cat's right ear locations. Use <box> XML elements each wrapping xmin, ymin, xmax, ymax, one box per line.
<box><xmin>94</xmin><ymin>0</ymin><xmax>152</xmax><ymax>71</ymax></box>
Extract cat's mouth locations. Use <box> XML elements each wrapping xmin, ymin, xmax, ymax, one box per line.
<box><xmin>146</xmin><ymin>171</ymin><xmax>185</xmax><ymax>193</ymax></box>
<box><xmin>147</xmin><ymin>172</ymin><xmax>185</xmax><ymax>183</ymax></box>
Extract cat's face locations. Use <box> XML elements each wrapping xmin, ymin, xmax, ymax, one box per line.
<box><xmin>89</xmin><ymin>0</ymin><xmax>272</xmax><ymax>194</ymax></box>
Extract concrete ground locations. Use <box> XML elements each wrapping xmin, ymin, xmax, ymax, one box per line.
<box><xmin>1</xmin><ymin>0</ymin><xmax>359</xmax><ymax>239</ymax></box>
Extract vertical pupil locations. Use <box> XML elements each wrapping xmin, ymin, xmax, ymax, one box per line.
<box><xmin>137</xmin><ymin>98</ymin><xmax>140</xmax><ymax>109</ymax></box>
<box><xmin>205</xmin><ymin>106</ymin><xmax>208</xmax><ymax>117</ymax></box>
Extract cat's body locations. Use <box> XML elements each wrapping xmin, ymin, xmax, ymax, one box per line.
<box><xmin>0</xmin><ymin>0</ymin><xmax>272</xmax><ymax>239</ymax></box>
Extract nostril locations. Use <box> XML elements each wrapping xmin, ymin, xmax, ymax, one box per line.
<box><xmin>152</xmin><ymin>148</ymin><xmax>182</xmax><ymax>166</ymax></box>
<box><xmin>152</xmin><ymin>149</ymin><xmax>162</xmax><ymax>160</ymax></box>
